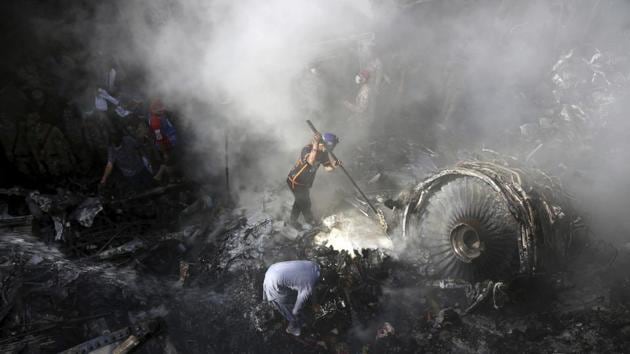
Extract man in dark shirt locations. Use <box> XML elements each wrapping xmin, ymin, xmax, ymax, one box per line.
<box><xmin>99</xmin><ymin>133</ymin><xmax>154</xmax><ymax>191</ymax></box>
<box><xmin>287</xmin><ymin>132</ymin><xmax>340</xmax><ymax>228</ymax></box>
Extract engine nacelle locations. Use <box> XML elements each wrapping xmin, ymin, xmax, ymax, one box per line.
<box><xmin>401</xmin><ymin>161</ymin><xmax>583</xmax><ymax>282</ymax></box>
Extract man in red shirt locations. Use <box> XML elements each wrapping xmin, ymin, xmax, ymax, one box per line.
<box><xmin>148</xmin><ymin>99</ymin><xmax>176</xmax><ymax>149</ymax></box>
<box><xmin>148</xmin><ymin>99</ymin><xmax>178</xmax><ymax>181</ymax></box>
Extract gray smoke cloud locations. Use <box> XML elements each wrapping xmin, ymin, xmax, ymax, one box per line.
<box><xmin>97</xmin><ymin>0</ymin><xmax>375</xmax><ymax>191</ymax></box>
<box><xmin>104</xmin><ymin>0</ymin><xmax>630</xmax><ymax>238</ymax></box>
<box><xmin>15</xmin><ymin>0</ymin><xmax>630</xmax><ymax>240</ymax></box>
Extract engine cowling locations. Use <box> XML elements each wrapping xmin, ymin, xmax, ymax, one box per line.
<box><xmin>401</xmin><ymin>161</ymin><xmax>582</xmax><ymax>282</ymax></box>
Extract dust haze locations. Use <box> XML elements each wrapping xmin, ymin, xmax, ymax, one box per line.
<box><xmin>3</xmin><ymin>1</ymin><xmax>630</xmax><ymax>352</ymax></box>
<box><xmin>13</xmin><ymin>0</ymin><xmax>630</xmax><ymax>236</ymax></box>
<box><xmin>94</xmin><ymin>0</ymin><xmax>630</xmax><ymax>241</ymax></box>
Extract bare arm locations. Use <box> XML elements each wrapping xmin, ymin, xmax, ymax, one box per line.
<box><xmin>324</xmin><ymin>152</ymin><xmax>340</xmax><ymax>172</ymax></box>
<box><xmin>306</xmin><ymin>133</ymin><xmax>321</xmax><ymax>166</ymax></box>
<box><xmin>292</xmin><ymin>288</ymin><xmax>313</xmax><ymax>316</ymax></box>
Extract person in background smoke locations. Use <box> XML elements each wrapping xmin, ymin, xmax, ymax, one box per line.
<box><xmin>263</xmin><ymin>260</ymin><xmax>321</xmax><ymax>337</ymax></box>
<box><xmin>342</xmin><ymin>69</ymin><xmax>372</xmax><ymax>118</ymax></box>
<box><xmin>148</xmin><ymin>99</ymin><xmax>177</xmax><ymax>148</ymax></box>
<box><xmin>99</xmin><ymin>132</ymin><xmax>154</xmax><ymax>192</ymax></box>
<box><xmin>147</xmin><ymin>99</ymin><xmax>178</xmax><ymax>182</ymax></box>
<box><xmin>25</xmin><ymin>112</ymin><xmax>76</xmax><ymax>180</ymax></box>
<box><xmin>287</xmin><ymin>132</ymin><xmax>341</xmax><ymax>229</ymax></box>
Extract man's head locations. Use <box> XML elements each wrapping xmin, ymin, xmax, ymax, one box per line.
<box><xmin>319</xmin><ymin>132</ymin><xmax>339</xmax><ymax>152</ymax></box>
<box><xmin>150</xmin><ymin>99</ymin><xmax>166</xmax><ymax>116</ymax></box>
<box><xmin>355</xmin><ymin>70</ymin><xmax>370</xmax><ymax>85</ymax></box>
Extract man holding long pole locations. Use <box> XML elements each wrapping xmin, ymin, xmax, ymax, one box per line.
<box><xmin>286</xmin><ymin>131</ymin><xmax>341</xmax><ymax>229</ymax></box>
<box><xmin>301</xmin><ymin>120</ymin><xmax>389</xmax><ymax>234</ymax></box>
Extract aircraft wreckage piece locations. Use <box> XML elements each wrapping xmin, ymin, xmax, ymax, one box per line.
<box><xmin>402</xmin><ymin>161</ymin><xmax>583</xmax><ymax>282</ymax></box>
<box><xmin>58</xmin><ymin>318</ymin><xmax>160</xmax><ymax>354</ymax></box>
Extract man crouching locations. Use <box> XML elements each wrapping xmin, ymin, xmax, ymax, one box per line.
<box><xmin>263</xmin><ymin>260</ymin><xmax>320</xmax><ymax>336</ymax></box>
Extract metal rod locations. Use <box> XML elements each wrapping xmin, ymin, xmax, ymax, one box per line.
<box><xmin>225</xmin><ymin>130</ymin><xmax>230</xmax><ymax>194</ymax></box>
<box><xmin>306</xmin><ymin>120</ymin><xmax>379</xmax><ymax>216</ymax></box>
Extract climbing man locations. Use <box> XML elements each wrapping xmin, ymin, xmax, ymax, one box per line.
<box><xmin>263</xmin><ymin>260</ymin><xmax>321</xmax><ymax>337</ymax></box>
<box><xmin>286</xmin><ymin>132</ymin><xmax>341</xmax><ymax>229</ymax></box>
<box><xmin>342</xmin><ymin>69</ymin><xmax>373</xmax><ymax>120</ymax></box>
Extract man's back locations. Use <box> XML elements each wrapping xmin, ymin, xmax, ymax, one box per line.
<box><xmin>263</xmin><ymin>260</ymin><xmax>320</xmax><ymax>302</ymax></box>
<box><xmin>287</xmin><ymin>145</ymin><xmax>330</xmax><ymax>188</ymax></box>
<box><xmin>108</xmin><ymin>136</ymin><xmax>144</xmax><ymax>177</ymax></box>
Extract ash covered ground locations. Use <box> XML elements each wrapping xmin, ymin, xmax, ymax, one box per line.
<box><xmin>2</xmin><ymin>1</ymin><xmax>630</xmax><ymax>353</ymax></box>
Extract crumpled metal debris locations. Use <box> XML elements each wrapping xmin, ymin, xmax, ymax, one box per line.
<box><xmin>401</xmin><ymin>160</ymin><xmax>584</xmax><ymax>282</ymax></box>
<box><xmin>51</xmin><ymin>214</ymin><xmax>66</xmax><ymax>241</ymax></box>
<box><xmin>427</xmin><ymin>278</ymin><xmax>507</xmax><ymax>313</ymax></box>
<box><xmin>28</xmin><ymin>191</ymin><xmax>53</xmax><ymax>213</ymax></box>
<box><xmin>69</xmin><ymin>197</ymin><xmax>103</xmax><ymax>227</ymax></box>
<box><xmin>59</xmin><ymin>317</ymin><xmax>160</xmax><ymax>354</ymax></box>
<box><xmin>27</xmin><ymin>190</ymin><xmax>72</xmax><ymax>241</ymax></box>
<box><xmin>0</xmin><ymin>215</ymin><xmax>33</xmax><ymax>231</ymax></box>
<box><xmin>95</xmin><ymin>239</ymin><xmax>146</xmax><ymax>260</ymax></box>
<box><xmin>376</xmin><ymin>322</ymin><xmax>395</xmax><ymax>339</ymax></box>
<box><xmin>435</xmin><ymin>308</ymin><xmax>460</xmax><ymax>327</ymax></box>
<box><xmin>24</xmin><ymin>189</ymin><xmax>88</xmax><ymax>241</ymax></box>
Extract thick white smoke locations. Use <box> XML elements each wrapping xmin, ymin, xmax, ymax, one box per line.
<box><xmin>82</xmin><ymin>0</ymin><xmax>630</xmax><ymax>241</ymax></box>
<box><xmin>90</xmin><ymin>0</ymin><xmax>382</xmax><ymax>202</ymax></box>
<box><xmin>119</xmin><ymin>1</ymin><xmax>370</xmax><ymax>136</ymax></box>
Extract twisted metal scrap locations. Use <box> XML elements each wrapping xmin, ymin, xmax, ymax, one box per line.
<box><xmin>403</xmin><ymin>160</ymin><xmax>578</xmax><ymax>277</ymax></box>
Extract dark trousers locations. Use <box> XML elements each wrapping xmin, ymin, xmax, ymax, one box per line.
<box><xmin>287</xmin><ymin>181</ymin><xmax>313</xmax><ymax>223</ymax></box>
<box><xmin>126</xmin><ymin>168</ymin><xmax>155</xmax><ymax>191</ymax></box>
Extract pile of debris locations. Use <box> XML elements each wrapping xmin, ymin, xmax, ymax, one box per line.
<box><xmin>1</xmin><ymin>155</ymin><xmax>630</xmax><ymax>353</ymax></box>
<box><xmin>0</xmin><ymin>183</ymin><xmax>210</xmax><ymax>261</ymax></box>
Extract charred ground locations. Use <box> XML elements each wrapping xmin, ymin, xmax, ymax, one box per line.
<box><xmin>2</xmin><ymin>1</ymin><xmax>630</xmax><ymax>353</ymax></box>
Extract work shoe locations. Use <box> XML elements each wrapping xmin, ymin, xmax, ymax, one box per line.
<box><xmin>286</xmin><ymin>323</ymin><xmax>301</xmax><ymax>337</ymax></box>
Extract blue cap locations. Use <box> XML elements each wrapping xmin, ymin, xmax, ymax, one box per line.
<box><xmin>322</xmin><ymin>133</ymin><xmax>339</xmax><ymax>149</ymax></box>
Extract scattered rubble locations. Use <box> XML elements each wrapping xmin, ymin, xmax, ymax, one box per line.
<box><xmin>2</xmin><ymin>1</ymin><xmax>630</xmax><ymax>353</ymax></box>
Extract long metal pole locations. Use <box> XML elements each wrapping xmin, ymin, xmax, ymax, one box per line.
<box><xmin>306</xmin><ymin>120</ymin><xmax>379</xmax><ymax>216</ymax></box>
<box><xmin>225</xmin><ymin>130</ymin><xmax>230</xmax><ymax>195</ymax></box>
